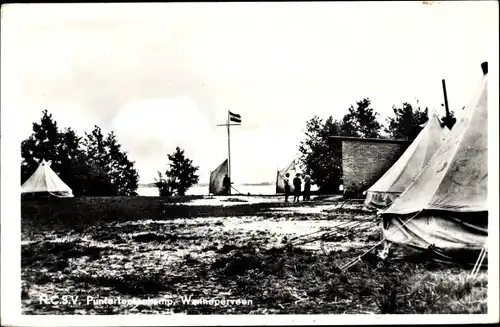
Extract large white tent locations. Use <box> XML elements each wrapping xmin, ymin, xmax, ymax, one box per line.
<box><xmin>380</xmin><ymin>63</ymin><xmax>488</xmax><ymax>263</ymax></box>
<box><xmin>21</xmin><ymin>160</ymin><xmax>74</xmax><ymax>198</ymax></box>
<box><xmin>364</xmin><ymin>112</ymin><xmax>449</xmax><ymax>210</ymax></box>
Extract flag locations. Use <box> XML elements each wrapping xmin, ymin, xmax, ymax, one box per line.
<box><xmin>228</xmin><ymin>111</ymin><xmax>242</xmax><ymax>124</ymax></box>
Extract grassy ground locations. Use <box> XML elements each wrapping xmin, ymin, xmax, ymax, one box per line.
<box><xmin>21</xmin><ymin>196</ymin><xmax>487</xmax><ymax>314</ymax></box>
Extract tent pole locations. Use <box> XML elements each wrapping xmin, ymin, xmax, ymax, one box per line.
<box><xmin>481</xmin><ymin>62</ymin><xmax>488</xmax><ymax>75</ymax></box>
<box><xmin>442</xmin><ymin>79</ymin><xmax>450</xmax><ymax>123</ymax></box>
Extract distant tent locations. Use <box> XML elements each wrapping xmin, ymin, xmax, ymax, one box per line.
<box><xmin>276</xmin><ymin>159</ymin><xmax>298</xmax><ymax>194</ymax></box>
<box><xmin>21</xmin><ymin>160</ymin><xmax>74</xmax><ymax>198</ymax></box>
<box><xmin>209</xmin><ymin>159</ymin><xmax>229</xmax><ymax>195</ymax></box>
<box><xmin>364</xmin><ymin>112</ymin><xmax>449</xmax><ymax>210</ymax></box>
<box><xmin>380</xmin><ymin>64</ymin><xmax>488</xmax><ymax>264</ymax></box>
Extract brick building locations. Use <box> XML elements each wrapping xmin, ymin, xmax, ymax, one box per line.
<box><xmin>329</xmin><ymin>136</ymin><xmax>411</xmax><ymax>198</ymax></box>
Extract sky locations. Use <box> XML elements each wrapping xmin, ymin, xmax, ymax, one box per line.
<box><xmin>1</xmin><ymin>1</ymin><xmax>497</xmax><ymax>184</ymax></box>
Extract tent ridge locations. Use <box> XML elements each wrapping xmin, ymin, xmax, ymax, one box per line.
<box><xmin>364</xmin><ymin>113</ymin><xmax>447</xmax><ymax>210</ymax></box>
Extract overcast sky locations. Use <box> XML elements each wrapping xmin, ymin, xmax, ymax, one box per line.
<box><xmin>1</xmin><ymin>2</ymin><xmax>497</xmax><ymax>184</ymax></box>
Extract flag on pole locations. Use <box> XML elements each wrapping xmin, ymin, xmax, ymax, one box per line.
<box><xmin>228</xmin><ymin>111</ymin><xmax>242</xmax><ymax>124</ymax></box>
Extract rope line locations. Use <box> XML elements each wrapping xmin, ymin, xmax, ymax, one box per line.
<box><xmin>290</xmin><ymin>214</ymin><xmax>380</xmax><ymax>246</ymax></box>
<box><xmin>474</xmin><ymin>248</ymin><xmax>487</xmax><ymax>275</ymax></box>
<box><xmin>288</xmin><ymin>216</ymin><xmax>371</xmax><ymax>243</ymax></box>
<box><xmin>300</xmin><ymin>221</ymin><xmax>379</xmax><ymax>247</ymax></box>
<box><xmin>230</xmin><ymin>185</ymin><xmax>244</xmax><ymax>195</ymax></box>
<box><xmin>470</xmin><ymin>241</ymin><xmax>488</xmax><ymax>278</ymax></box>
<box><xmin>325</xmin><ymin>198</ymin><xmax>365</xmax><ymax>212</ymax></box>
<box><xmin>340</xmin><ymin>210</ymin><xmax>423</xmax><ymax>271</ymax></box>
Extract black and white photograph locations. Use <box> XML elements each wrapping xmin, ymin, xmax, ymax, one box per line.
<box><xmin>1</xmin><ymin>1</ymin><xmax>499</xmax><ymax>325</ymax></box>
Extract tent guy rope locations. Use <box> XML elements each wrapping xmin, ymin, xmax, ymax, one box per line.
<box><xmin>470</xmin><ymin>241</ymin><xmax>488</xmax><ymax>278</ymax></box>
<box><xmin>340</xmin><ymin>210</ymin><xmax>423</xmax><ymax>271</ymax></box>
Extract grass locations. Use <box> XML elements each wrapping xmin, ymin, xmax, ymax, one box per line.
<box><xmin>20</xmin><ymin>196</ymin><xmax>488</xmax><ymax>314</ymax></box>
<box><xmin>21</xmin><ymin>196</ymin><xmax>290</xmax><ymax>235</ymax></box>
<box><xmin>401</xmin><ymin>269</ymin><xmax>488</xmax><ymax>314</ymax></box>
<box><xmin>207</xmin><ymin>245</ymin><xmax>488</xmax><ymax>314</ymax></box>
<box><xmin>21</xmin><ymin>240</ymin><xmax>105</xmax><ymax>268</ymax></box>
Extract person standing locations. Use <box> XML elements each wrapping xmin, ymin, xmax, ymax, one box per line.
<box><xmin>303</xmin><ymin>174</ymin><xmax>312</xmax><ymax>201</ymax></box>
<box><xmin>293</xmin><ymin>173</ymin><xmax>302</xmax><ymax>203</ymax></box>
<box><xmin>222</xmin><ymin>174</ymin><xmax>231</xmax><ymax>195</ymax></box>
<box><xmin>284</xmin><ymin>173</ymin><xmax>291</xmax><ymax>203</ymax></box>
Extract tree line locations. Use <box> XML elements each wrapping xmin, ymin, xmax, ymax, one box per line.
<box><xmin>22</xmin><ymin>97</ymin><xmax>454</xmax><ymax>197</ymax></box>
<box><xmin>298</xmin><ymin>98</ymin><xmax>455</xmax><ymax>193</ymax></box>
<box><xmin>21</xmin><ymin>110</ymin><xmax>140</xmax><ymax>196</ymax></box>
<box><xmin>21</xmin><ymin>110</ymin><xmax>200</xmax><ymax>197</ymax></box>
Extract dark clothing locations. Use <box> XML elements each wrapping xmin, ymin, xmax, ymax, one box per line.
<box><xmin>303</xmin><ymin>174</ymin><xmax>312</xmax><ymax>200</ymax></box>
<box><xmin>303</xmin><ymin>183</ymin><xmax>311</xmax><ymax>200</ymax></box>
<box><xmin>284</xmin><ymin>177</ymin><xmax>291</xmax><ymax>202</ymax></box>
<box><xmin>222</xmin><ymin>176</ymin><xmax>231</xmax><ymax>195</ymax></box>
<box><xmin>284</xmin><ymin>184</ymin><xmax>291</xmax><ymax>193</ymax></box>
<box><xmin>293</xmin><ymin>177</ymin><xmax>302</xmax><ymax>202</ymax></box>
<box><xmin>293</xmin><ymin>177</ymin><xmax>302</xmax><ymax>193</ymax></box>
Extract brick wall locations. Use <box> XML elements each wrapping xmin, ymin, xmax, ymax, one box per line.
<box><xmin>341</xmin><ymin>139</ymin><xmax>410</xmax><ymax>197</ymax></box>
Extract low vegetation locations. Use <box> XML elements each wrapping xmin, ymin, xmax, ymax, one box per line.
<box><xmin>21</xmin><ymin>196</ymin><xmax>487</xmax><ymax>314</ymax></box>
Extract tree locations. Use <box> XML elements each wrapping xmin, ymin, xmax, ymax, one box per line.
<box><xmin>83</xmin><ymin>126</ymin><xmax>139</xmax><ymax>196</ymax></box>
<box><xmin>341</xmin><ymin>98</ymin><xmax>382</xmax><ymax>138</ymax></box>
<box><xmin>155</xmin><ymin>171</ymin><xmax>174</xmax><ymax>197</ymax></box>
<box><xmin>105</xmin><ymin>131</ymin><xmax>139</xmax><ymax>196</ymax></box>
<box><xmin>385</xmin><ymin>101</ymin><xmax>429</xmax><ymax>140</ymax></box>
<box><xmin>161</xmin><ymin>147</ymin><xmax>200</xmax><ymax>196</ymax></box>
<box><xmin>21</xmin><ymin>110</ymin><xmax>139</xmax><ymax>197</ymax></box>
<box><xmin>298</xmin><ymin>116</ymin><xmax>343</xmax><ymax>193</ymax></box>
<box><xmin>21</xmin><ymin>110</ymin><xmax>62</xmax><ymax>183</ymax></box>
<box><xmin>21</xmin><ymin>110</ymin><xmax>103</xmax><ymax>196</ymax></box>
<box><xmin>56</xmin><ymin>127</ymin><xmax>95</xmax><ymax>195</ymax></box>
<box><xmin>82</xmin><ymin>126</ymin><xmax>114</xmax><ymax>195</ymax></box>
<box><xmin>298</xmin><ymin>98</ymin><xmax>383</xmax><ymax>193</ymax></box>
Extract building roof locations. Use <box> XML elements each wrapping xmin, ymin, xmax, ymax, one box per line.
<box><xmin>328</xmin><ymin>136</ymin><xmax>412</xmax><ymax>145</ymax></box>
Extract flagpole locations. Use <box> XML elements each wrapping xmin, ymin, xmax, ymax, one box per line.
<box><xmin>227</xmin><ymin>111</ymin><xmax>231</xmax><ymax>195</ymax></box>
<box><xmin>217</xmin><ymin>111</ymin><xmax>241</xmax><ymax>196</ymax></box>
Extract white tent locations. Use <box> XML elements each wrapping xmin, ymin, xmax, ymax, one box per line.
<box><xmin>21</xmin><ymin>160</ymin><xmax>74</xmax><ymax>198</ymax></box>
<box><xmin>380</xmin><ymin>63</ymin><xmax>488</xmax><ymax>263</ymax></box>
<box><xmin>364</xmin><ymin>112</ymin><xmax>449</xmax><ymax>210</ymax></box>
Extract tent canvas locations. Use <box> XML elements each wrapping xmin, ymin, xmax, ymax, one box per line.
<box><xmin>380</xmin><ymin>66</ymin><xmax>488</xmax><ymax>263</ymax></box>
<box><xmin>209</xmin><ymin>159</ymin><xmax>229</xmax><ymax>195</ymax></box>
<box><xmin>276</xmin><ymin>160</ymin><xmax>298</xmax><ymax>194</ymax></box>
<box><xmin>364</xmin><ymin>112</ymin><xmax>449</xmax><ymax>210</ymax></box>
<box><xmin>21</xmin><ymin>160</ymin><xmax>74</xmax><ymax>198</ymax></box>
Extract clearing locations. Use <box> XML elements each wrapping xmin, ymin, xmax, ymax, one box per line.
<box><xmin>21</xmin><ymin>195</ymin><xmax>487</xmax><ymax>314</ymax></box>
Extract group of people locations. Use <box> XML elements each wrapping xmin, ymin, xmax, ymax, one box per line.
<box><xmin>221</xmin><ymin>172</ymin><xmax>312</xmax><ymax>200</ymax></box>
<box><xmin>283</xmin><ymin>172</ymin><xmax>312</xmax><ymax>203</ymax></box>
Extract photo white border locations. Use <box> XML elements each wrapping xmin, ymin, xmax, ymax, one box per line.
<box><xmin>1</xmin><ymin>2</ymin><xmax>499</xmax><ymax>326</ymax></box>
